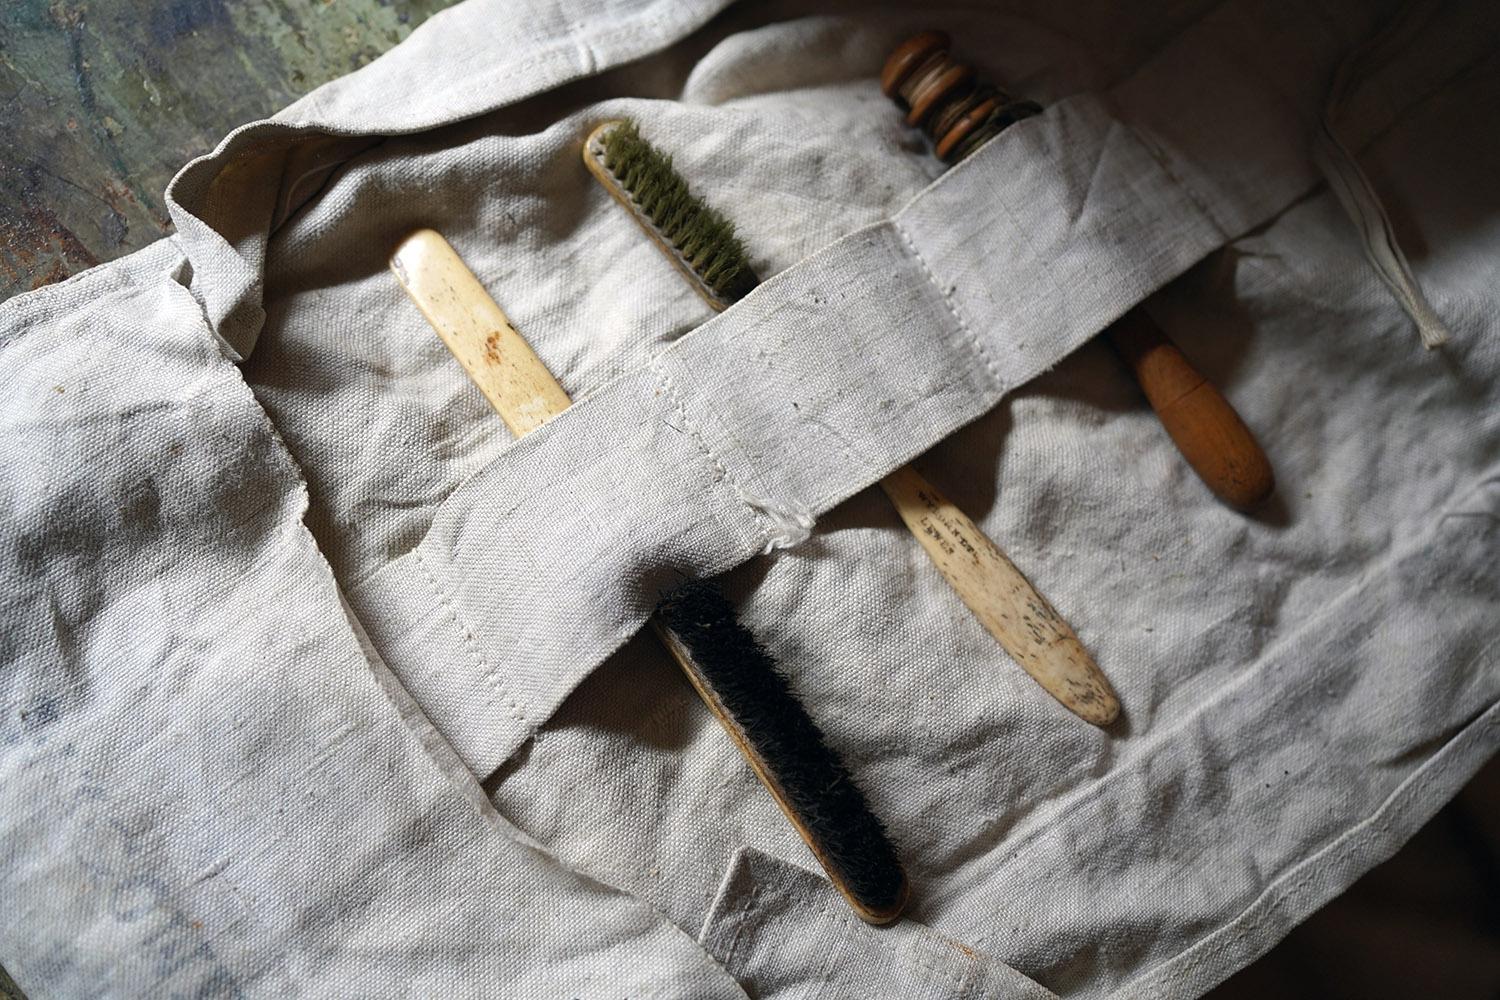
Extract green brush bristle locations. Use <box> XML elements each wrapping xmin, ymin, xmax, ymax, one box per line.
<box><xmin>600</xmin><ymin>120</ymin><xmax>759</xmax><ymax>305</ymax></box>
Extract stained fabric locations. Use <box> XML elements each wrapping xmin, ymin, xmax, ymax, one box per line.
<box><xmin>1</xmin><ymin>1</ymin><xmax>1497</xmax><ymax>997</ymax></box>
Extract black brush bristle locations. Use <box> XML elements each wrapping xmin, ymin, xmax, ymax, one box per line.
<box><xmin>599</xmin><ymin>120</ymin><xmax>760</xmax><ymax>305</ymax></box>
<box><xmin>656</xmin><ymin>580</ymin><xmax>906</xmax><ymax>915</ymax></box>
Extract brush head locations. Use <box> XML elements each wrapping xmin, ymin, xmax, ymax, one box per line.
<box><xmin>656</xmin><ymin>580</ymin><xmax>908</xmax><ymax>924</ymax></box>
<box><xmin>585</xmin><ymin>119</ymin><xmax>760</xmax><ymax>310</ymax></box>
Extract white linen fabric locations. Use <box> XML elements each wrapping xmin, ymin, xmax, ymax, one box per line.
<box><xmin>2</xmin><ymin>1</ymin><xmax>1497</xmax><ymax>997</ymax></box>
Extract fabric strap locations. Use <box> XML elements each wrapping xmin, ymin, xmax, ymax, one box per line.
<box><xmin>349</xmin><ymin>92</ymin><xmax>1229</xmax><ymax>778</ymax></box>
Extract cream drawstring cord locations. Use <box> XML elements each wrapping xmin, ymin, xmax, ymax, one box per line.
<box><xmin>1315</xmin><ymin>1</ymin><xmax>1451</xmax><ymax>350</ymax></box>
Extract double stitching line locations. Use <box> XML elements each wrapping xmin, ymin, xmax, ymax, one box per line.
<box><xmin>893</xmin><ymin>216</ymin><xmax>1006</xmax><ymax>398</ymax></box>
<box><xmin>650</xmin><ymin>354</ymin><xmax>774</xmax><ymax>551</ymax></box>
<box><xmin>414</xmin><ymin>544</ymin><xmax>527</xmax><ymax>724</ymax></box>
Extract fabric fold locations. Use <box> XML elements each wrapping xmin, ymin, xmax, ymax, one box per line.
<box><xmin>699</xmin><ymin>847</ymin><xmax>1060</xmax><ymax>999</ymax></box>
<box><xmin>162</xmin><ymin>0</ymin><xmax>737</xmax><ymax>360</ymax></box>
<box><xmin>5</xmin><ymin>2</ymin><xmax>1498</xmax><ymax>996</ymax></box>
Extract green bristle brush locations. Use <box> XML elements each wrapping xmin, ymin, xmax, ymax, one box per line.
<box><xmin>583</xmin><ymin>120</ymin><xmax>760</xmax><ymax>310</ymax></box>
<box><xmin>581</xmin><ymin>118</ymin><xmax>1119</xmax><ymax>729</ymax></box>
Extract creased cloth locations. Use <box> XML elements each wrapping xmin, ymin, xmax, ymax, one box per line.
<box><xmin>2</xmin><ymin>1</ymin><xmax>1497</xmax><ymax>997</ymax></box>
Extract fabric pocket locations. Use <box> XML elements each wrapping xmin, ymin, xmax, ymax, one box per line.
<box><xmin>700</xmin><ymin>847</ymin><xmax>1059</xmax><ymax>1000</ymax></box>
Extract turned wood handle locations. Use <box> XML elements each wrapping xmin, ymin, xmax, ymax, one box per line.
<box><xmin>879</xmin><ymin>32</ymin><xmax>1275</xmax><ymax>512</ymax></box>
<box><xmin>1106</xmin><ymin>308</ymin><xmax>1274</xmax><ymax>511</ymax></box>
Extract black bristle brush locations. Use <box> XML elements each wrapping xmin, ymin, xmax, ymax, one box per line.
<box><xmin>654</xmin><ymin>582</ymin><xmax>908</xmax><ymax>923</ymax></box>
<box><xmin>389</xmin><ymin>228</ymin><xmax>908</xmax><ymax>925</ymax></box>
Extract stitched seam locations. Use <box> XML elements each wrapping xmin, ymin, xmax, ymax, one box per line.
<box><xmin>650</xmin><ymin>356</ymin><xmax>773</xmax><ymax>550</ymax></box>
<box><xmin>414</xmin><ymin>544</ymin><xmax>527</xmax><ymax>724</ymax></box>
<box><xmin>760</xmin><ymin>884</ymin><xmax>983</xmax><ymax>995</ymax></box>
<box><xmin>892</xmin><ymin>217</ymin><xmax>1006</xmax><ymax>397</ymax></box>
<box><xmin>1119</xmin><ymin>678</ymin><xmax>1500</xmax><ymax>998</ymax></box>
<box><xmin>720</xmin><ymin>882</ymin><xmax>763</xmax><ymax>970</ymax></box>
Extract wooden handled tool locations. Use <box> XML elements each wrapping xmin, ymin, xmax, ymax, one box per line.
<box><xmin>391</xmin><ymin>228</ymin><xmax>909</xmax><ymax>925</ymax></box>
<box><xmin>584</xmin><ymin>121</ymin><xmax>1119</xmax><ymax>728</ymax></box>
<box><xmin>1106</xmin><ymin>309</ymin><xmax>1274</xmax><ymax>511</ymax></box>
<box><xmin>882</xmin><ymin>31</ymin><xmax>1275</xmax><ymax>512</ymax></box>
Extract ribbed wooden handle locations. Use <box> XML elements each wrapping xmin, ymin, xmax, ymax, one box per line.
<box><xmin>879</xmin><ymin>465</ymin><xmax>1119</xmax><ymax>726</ymax></box>
<box><xmin>881</xmin><ymin>32</ymin><xmax>1275</xmax><ymax>512</ymax></box>
<box><xmin>1106</xmin><ymin>309</ymin><xmax>1274</xmax><ymax>511</ymax></box>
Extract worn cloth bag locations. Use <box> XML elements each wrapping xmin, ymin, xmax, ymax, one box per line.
<box><xmin>2</xmin><ymin>1</ymin><xmax>1497</xmax><ymax>996</ymax></box>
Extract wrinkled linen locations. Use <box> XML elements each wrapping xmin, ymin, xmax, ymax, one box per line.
<box><xmin>2</xmin><ymin>1</ymin><xmax>1497</xmax><ymax>997</ymax></box>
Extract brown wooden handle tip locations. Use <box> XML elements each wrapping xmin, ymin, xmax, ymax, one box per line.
<box><xmin>851</xmin><ymin>876</ymin><xmax>910</xmax><ymax>925</ymax></box>
<box><xmin>1108</xmin><ymin>310</ymin><xmax>1275</xmax><ymax>511</ymax></box>
<box><xmin>881</xmin><ymin>30</ymin><xmax>950</xmax><ymax>98</ymax></box>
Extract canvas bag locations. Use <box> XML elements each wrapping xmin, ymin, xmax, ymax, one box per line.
<box><xmin>2</xmin><ymin>1</ymin><xmax>1497</xmax><ymax>996</ymax></box>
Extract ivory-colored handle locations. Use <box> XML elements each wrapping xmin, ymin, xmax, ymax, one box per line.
<box><xmin>391</xmin><ymin>229</ymin><xmax>573</xmax><ymax>435</ymax></box>
<box><xmin>390</xmin><ymin>230</ymin><xmax>907</xmax><ymax>923</ymax></box>
<box><xmin>1107</xmin><ymin>308</ymin><xmax>1274</xmax><ymax>511</ymax></box>
<box><xmin>879</xmin><ymin>465</ymin><xmax>1119</xmax><ymax>726</ymax></box>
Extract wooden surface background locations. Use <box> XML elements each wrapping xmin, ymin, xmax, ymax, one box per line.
<box><xmin>0</xmin><ymin>1</ymin><xmax>1496</xmax><ymax>997</ymax></box>
<box><xmin>0</xmin><ymin>0</ymin><xmax>455</xmax><ymax>299</ymax></box>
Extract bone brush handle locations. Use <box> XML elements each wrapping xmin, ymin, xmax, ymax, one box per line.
<box><xmin>1105</xmin><ymin>309</ymin><xmax>1273</xmax><ymax>511</ymax></box>
<box><xmin>663</xmin><ymin>241</ymin><xmax>1118</xmax><ymax>726</ymax></box>
<box><xmin>389</xmin><ymin>229</ymin><xmax>572</xmax><ymax>437</ymax></box>
<box><xmin>390</xmin><ymin>228</ymin><xmax>908</xmax><ymax>924</ymax></box>
<box><xmin>879</xmin><ymin>466</ymin><xmax>1118</xmax><ymax>726</ymax></box>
